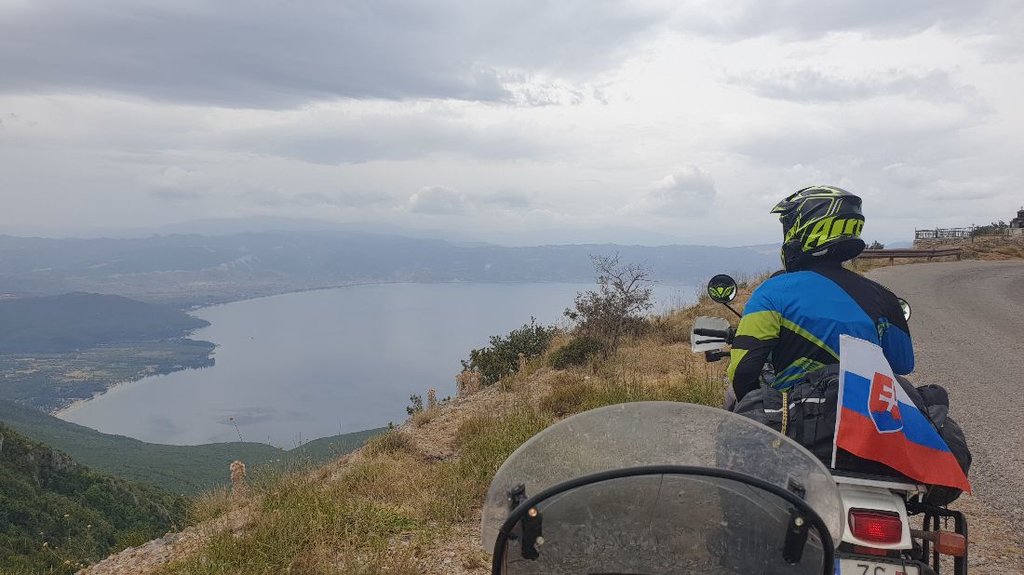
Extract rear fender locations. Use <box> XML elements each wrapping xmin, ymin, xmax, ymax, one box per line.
<box><xmin>838</xmin><ymin>483</ymin><xmax>913</xmax><ymax>550</ymax></box>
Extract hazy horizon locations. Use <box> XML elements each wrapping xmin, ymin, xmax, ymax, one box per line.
<box><xmin>0</xmin><ymin>215</ymin><xmax>914</xmax><ymax>249</ymax></box>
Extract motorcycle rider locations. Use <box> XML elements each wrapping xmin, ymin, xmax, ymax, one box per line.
<box><xmin>727</xmin><ymin>185</ymin><xmax>914</xmax><ymax>403</ymax></box>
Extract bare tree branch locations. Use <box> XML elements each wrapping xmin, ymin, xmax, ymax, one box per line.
<box><xmin>564</xmin><ymin>254</ymin><xmax>653</xmax><ymax>356</ymax></box>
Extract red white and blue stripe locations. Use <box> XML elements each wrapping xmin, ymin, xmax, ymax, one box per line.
<box><xmin>833</xmin><ymin>335</ymin><xmax>970</xmax><ymax>492</ymax></box>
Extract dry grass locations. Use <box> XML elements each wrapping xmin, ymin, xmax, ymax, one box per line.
<box><xmin>186</xmin><ymin>487</ymin><xmax>234</xmax><ymax>526</ymax></box>
<box><xmin>410</xmin><ymin>407</ymin><xmax>437</xmax><ymax>427</ymax></box>
<box><xmin>150</xmin><ymin>280</ymin><xmax>760</xmax><ymax>575</ymax></box>
<box><xmin>847</xmin><ymin>255</ymin><xmax>964</xmax><ymax>274</ymax></box>
<box><xmin>156</xmin><ymin>403</ymin><xmax>550</xmax><ymax>575</ymax></box>
<box><xmin>362</xmin><ymin>428</ymin><xmax>414</xmax><ymax>457</ymax></box>
<box><xmin>850</xmin><ymin>237</ymin><xmax>1024</xmax><ymax>274</ymax></box>
<box><xmin>961</xmin><ymin>242</ymin><xmax>1024</xmax><ymax>260</ymax></box>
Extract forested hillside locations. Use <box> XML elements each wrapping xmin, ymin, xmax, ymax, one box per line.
<box><xmin>0</xmin><ymin>293</ymin><xmax>216</xmax><ymax>411</ymax></box>
<box><xmin>0</xmin><ymin>293</ymin><xmax>207</xmax><ymax>354</ymax></box>
<box><xmin>0</xmin><ymin>423</ymin><xmax>186</xmax><ymax>574</ymax></box>
<box><xmin>0</xmin><ymin>400</ymin><xmax>383</xmax><ymax>494</ymax></box>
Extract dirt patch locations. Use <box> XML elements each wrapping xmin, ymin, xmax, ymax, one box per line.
<box><xmin>950</xmin><ymin>496</ymin><xmax>1024</xmax><ymax>574</ymax></box>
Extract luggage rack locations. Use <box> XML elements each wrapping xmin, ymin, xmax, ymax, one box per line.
<box><xmin>831</xmin><ymin>469</ymin><xmax>927</xmax><ymax>494</ymax></box>
<box><xmin>907</xmin><ymin>501</ymin><xmax>969</xmax><ymax>575</ymax></box>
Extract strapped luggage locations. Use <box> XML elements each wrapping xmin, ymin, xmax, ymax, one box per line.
<box><xmin>732</xmin><ymin>366</ymin><xmax>971</xmax><ymax>505</ymax></box>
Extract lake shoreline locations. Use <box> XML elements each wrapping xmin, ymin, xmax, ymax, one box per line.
<box><xmin>55</xmin><ymin>282</ymin><xmax>695</xmax><ymax>445</ymax></box>
<box><xmin>52</xmin><ymin>280</ymin><xmax>586</xmax><ymax>416</ymax></box>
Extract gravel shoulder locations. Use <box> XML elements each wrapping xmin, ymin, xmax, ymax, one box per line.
<box><xmin>869</xmin><ymin>260</ymin><xmax>1024</xmax><ymax>572</ymax></box>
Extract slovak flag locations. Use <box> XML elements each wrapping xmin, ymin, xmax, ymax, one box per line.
<box><xmin>832</xmin><ymin>335</ymin><xmax>971</xmax><ymax>492</ymax></box>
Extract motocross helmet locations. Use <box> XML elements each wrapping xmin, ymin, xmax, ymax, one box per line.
<box><xmin>772</xmin><ymin>185</ymin><xmax>866</xmax><ymax>271</ymax></box>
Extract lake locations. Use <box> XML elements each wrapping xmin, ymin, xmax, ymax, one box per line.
<box><xmin>60</xmin><ymin>282</ymin><xmax>694</xmax><ymax>446</ymax></box>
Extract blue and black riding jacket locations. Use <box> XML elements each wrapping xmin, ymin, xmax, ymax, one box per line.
<box><xmin>727</xmin><ymin>261</ymin><xmax>914</xmax><ymax>401</ymax></box>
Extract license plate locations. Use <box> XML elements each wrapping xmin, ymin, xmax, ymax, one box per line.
<box><xmin>837</xmin><ymin>558</ymin><xmax>920</xmax><ymax>575</ymax></box>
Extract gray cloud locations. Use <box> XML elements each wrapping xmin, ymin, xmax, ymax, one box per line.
<box><xmin>229</xmin><ymin>107</ymin><xmax>552</xmax><ymax>164</ymax></box>
<box><xmin>882</xmin><ymin>163</ymin><xmax>938</xmax><ymax>187</ymax></box>
<box><xmin>150</xmin><ymin>189</ymin><xmax>202</xmax><ymax>203</ymax></box>
<box><xmin>734</xmin><ymin>105</ymin><xmax>983</xmax><ymax>169</ymax></box>
<box><xmin>241</xmin><ymin>189</ymin><xmax>392</xmax><ymax>209</ymax></box>
<box><xmin>732</xmin><ymin>68</ymin><xmax>987</xmax><ymax>107</ymax></box>
<box><xmin>482</xmin><ymin>190</ymin><xmax>533</xmax><ymax>210</ymax></box>
<box><xmin>0</xmin><ymin>0</ymin><xmax>659</xmax><ymax>108</ymax></box>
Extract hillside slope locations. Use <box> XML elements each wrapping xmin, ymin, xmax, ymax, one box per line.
<box><xmin>0</xmin><ymin>423</ymin><xmax>187</xmax><ymax>575</ymax></box>
<box><xmin>0</xmin><ymin>400</ymin><xmax>382</xmax><ymax>494</ymax></box>
<box><xmin>0</xmin><ymin>293</ymin><xmax>208</xmax><ymax>354</ymax></box>
<box><xmin>78</xmin><ymin>285</ymin><xmax>741</xmax><ymax>575</ymax></box>
<box><xmin>0</xmin><ymin>292</ymin><xmax>216</xmax><ymax>411</ymax></box>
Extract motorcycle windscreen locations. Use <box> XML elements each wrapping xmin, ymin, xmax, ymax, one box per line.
<box><xmin>498</xmin><ymin>472</ymin><xmax>828</xmax><ymax>575</ymax></box>
<box><xmin>482</xmin><ymin>402</ymin><xmax>843</xmax><ymax>559</ymax></box>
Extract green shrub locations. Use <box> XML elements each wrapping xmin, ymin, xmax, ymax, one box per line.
<box><xmin>405</xmin><ymin>394</ymin><xmax>423</xmax><ymax>416</ymax></box>
<box><xmin>564</xmin><ymin>254</ymin><xmax>653</xmax><ymax>356</ymax></box>
<box><xmin>462</xmin><ymin>318</ymin><xmax>555</xmax><ymax>386</ymax></box>
<box><xmin>548</xmin><ymin>336</ymin><xmax>605</xmax><ymax>369</ymax></box>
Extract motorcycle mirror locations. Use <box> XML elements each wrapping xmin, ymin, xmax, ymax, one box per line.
<box><xmin>707</xmin><ymin>274</ymin><xmax>738</xmax><ymax>304</ymax></box>
<box><xmin>898</xmin><ymin>298</ymin><xmax>911</xmax><ymax>322</ymax></box>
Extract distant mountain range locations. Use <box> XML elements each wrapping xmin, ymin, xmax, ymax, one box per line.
<box><xmin>0</xmin><ymin>231</ymin><xmax>779</xmax><ymax>306</ymax></box>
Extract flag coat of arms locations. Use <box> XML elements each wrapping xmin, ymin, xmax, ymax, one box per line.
<box><xmin>833</xmin><ymin>335</ymin><xmax>970</xmax><ymax>492</ymax></box>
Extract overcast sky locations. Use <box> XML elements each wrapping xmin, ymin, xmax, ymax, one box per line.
<box><xmin>2</xmin><ymin>0</ymin><xmax>1022</xmax><ymax>245</ymax></box>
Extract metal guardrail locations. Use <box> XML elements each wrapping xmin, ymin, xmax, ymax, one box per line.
<box><xmin>857</xmin><ymin>248</ymin><xmax>962</xmax><ymax>264</ymax></box>
<box><xmin>915</xmin><ymin>227</ymin><xmax>1012</xmax><ymax>239</ymax></box>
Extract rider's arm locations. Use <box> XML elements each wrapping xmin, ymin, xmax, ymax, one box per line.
<box><xmin>880</xmin><ymin>296</ymin><xmax>914</xmax><ymax>375</ymax></box>
<box><xmin>727</xmin><ymin>286</ymin><xmax>781</xmax><ymax>401</ymax></box>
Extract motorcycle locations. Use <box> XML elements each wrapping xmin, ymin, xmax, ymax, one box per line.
<box><xmin>477</xmin><ymin>276</ymin><xmax>969</xmax><ymax>575</ymax></box>
<box><xmin>481</xmin><ymin>400</ymin><xmax>845</xmax><ymax>574</ymax></box>
<box><xmin>693</xmin><ymin>274</ymin><xmax>969</xmax><ymax>575</ymax></box>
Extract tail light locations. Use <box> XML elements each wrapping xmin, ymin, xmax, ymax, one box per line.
<box><xmin>849</xmin><ymin>509</ymin><xmax>903</xmax><ymax>544</ymax></box>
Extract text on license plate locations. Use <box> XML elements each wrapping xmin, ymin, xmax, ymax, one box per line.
<box><xmin>837</xmin><ymin>558</ymin><xmax>920</xmax><ymax>575</ymax></box>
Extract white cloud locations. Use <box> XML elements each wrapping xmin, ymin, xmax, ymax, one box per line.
<box><xmin>730</xmin><ymin>68</ymin><xmax>986</xmax><ymax>108</ymax></box>
<box><xmin>639</xmin><ymin>167</ymin><xmax>718</xmax><ymax>216</ymax></box>
<box><xmin>669</xmin><ymin>0</ymin><xmax>1003</xmax><ymax>39</ymax></box>
<box><xmin>407</xmin><ymin>186</ymin><xmax>468</xmax><ymax>215</ymax></box>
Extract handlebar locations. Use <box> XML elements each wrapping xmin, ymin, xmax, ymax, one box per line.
<box><xmin>694</xmin><ymin>327</ymin><xmax>732</xmax><ymax>339</ymax></box>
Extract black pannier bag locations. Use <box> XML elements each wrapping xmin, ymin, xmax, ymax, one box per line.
<box><xmin>732</xmin><ymin>366</ymin><xmax>971</xmax><ymax>505</ymax></box>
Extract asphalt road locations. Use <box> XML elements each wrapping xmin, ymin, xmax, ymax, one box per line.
<box><xmin>869</xmin><ymin>260</ymin><xmax>1024</xmax><ymax>517</ymax></box>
